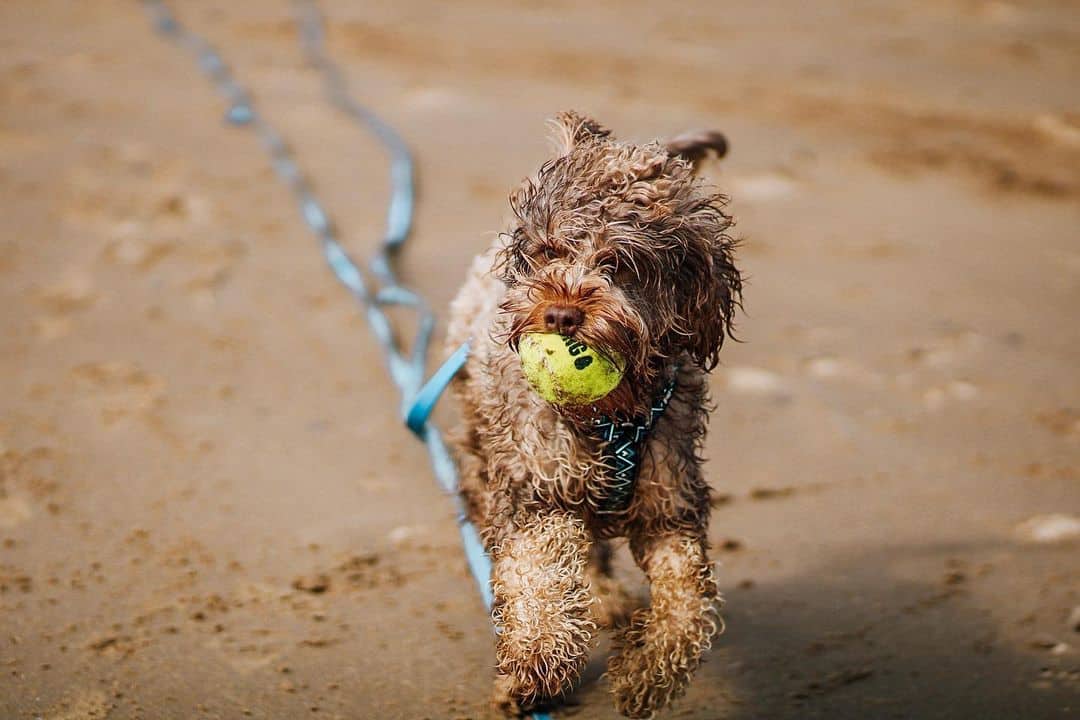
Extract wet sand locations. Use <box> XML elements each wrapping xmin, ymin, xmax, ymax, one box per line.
<box><xmin>1</xmin><ymin>1</ymin><xmax>1078</xmax><ymax>718</ymax></box>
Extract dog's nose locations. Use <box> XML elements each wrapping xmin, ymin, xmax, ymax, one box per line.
<box><xmin>543</xmin><ymin>304</ymin><xmax>584</xmax><ymax>335</ymax></box>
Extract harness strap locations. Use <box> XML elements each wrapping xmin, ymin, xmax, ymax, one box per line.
<box><xmin>591</xmin><ymin>372</ymin><xmax>679</xmax><ymax>513</ymax></box>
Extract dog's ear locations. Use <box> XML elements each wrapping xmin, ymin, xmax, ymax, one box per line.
<box><xmin>665</xmin><ymin>130</ymin><xmax>728</xmax><ymax>172</ymax></box>
<box><xmin>678</xmin><ymin>204</ymin><xmax>742</xmax><ymax>371</ymax></box>
<box><xmin>551</xmin><ymin>110</ymin><xmax>612</xmax><ymax>154</ymax></box>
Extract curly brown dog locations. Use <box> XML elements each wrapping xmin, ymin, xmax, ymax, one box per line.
<box><xmin>447</xmin><ymin>111</ymin><xmax>741</xmax><ymax>718</ymax></box>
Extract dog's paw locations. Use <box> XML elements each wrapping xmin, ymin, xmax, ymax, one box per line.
<box><xmin>608</xmin><ymin>655</ymin><xmax>666</xmax><ymax>717</ymax></box>
<box><xmin>491</xmin><ymin>672</ymin><xmax>563</xmax><ymax>718</ymax></box>
<box><xmin>495</xmin><ymin>649</ymin><xmax>584</xmax><ymax>710</ymax></box>
<box><xmin>491</xmin><ymin>673</ymin><xmax>528</xmax><ymax>717</ymax></box>
<box><xmin>607</xmin><ymin>611</ymin><xmax>685</xmax><ymax>718</ymax></box>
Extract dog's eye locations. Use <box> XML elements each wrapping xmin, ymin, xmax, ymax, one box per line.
<box><xmin>512</xmin><ymin>252</ymin><xmax>533</xmax><ymax>277</ymax></box>
<box><xmin>538</xmin><ymin>245</ymin><xmax>561</xmax><ymax>262</ymax></box>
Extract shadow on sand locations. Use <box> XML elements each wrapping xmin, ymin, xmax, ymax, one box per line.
<box><xmin>560</xmin><ymin>540</ymin><xmax>1075</xmax><ymax>719</ymax></box>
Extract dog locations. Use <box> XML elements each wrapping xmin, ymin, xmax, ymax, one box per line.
<box><xmin>447</xmin><ymin>111</ymin><xmax>741</xmax><ymax>718</ymax></box>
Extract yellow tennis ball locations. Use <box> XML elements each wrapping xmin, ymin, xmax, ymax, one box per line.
<box><xmin>518</xmin><ymin>333</ymin><xmax>625</xmax><ymax>405</ymax></box>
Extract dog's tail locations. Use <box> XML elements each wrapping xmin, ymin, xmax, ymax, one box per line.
<box><xmin>665</xmin><ymin>130</ymin><xmax>728</xmax><ymax>170</ymax></box>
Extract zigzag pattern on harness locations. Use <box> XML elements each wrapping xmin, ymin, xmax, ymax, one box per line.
<box><xmin>591</xmin><ymin>373</ymin><xmax>678</xmax><ymax>513</ymax></box>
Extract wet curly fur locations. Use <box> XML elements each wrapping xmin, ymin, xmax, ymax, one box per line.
<box><xmin>447</xmin><ymin>111</ymin><xmax>741</xmax><ymax>718</ymax></box>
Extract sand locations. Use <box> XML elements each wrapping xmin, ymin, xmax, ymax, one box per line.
<box><xmin>1</xmin><ymin>1</ymin><xmax>1078</xmax><ymax>718</ymax></box>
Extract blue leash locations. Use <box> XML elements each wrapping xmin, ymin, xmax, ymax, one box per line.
<box><xmin>142</xmin><ymin>2</ymin><xmax>546</xmax><ymax>716</ymax></box>
<box><xmin>405</xmin><ymin>341</ymin><xmax>470</xmax><ymax>436</ymax></box>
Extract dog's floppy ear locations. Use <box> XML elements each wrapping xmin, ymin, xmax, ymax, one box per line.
<box><xmin>666</xmin><ymin>130</ymin><xmax>728</xmax><ymax>171</ymax></box>
<box><xmin>551</xmin><ymin>110</ymin><xmax>612</xmax><ymax>153</ymax></box>
<box><xmin>679</xmin><ymin>205</ymin><xmax>742</xmax><ymax>371</ymax></box>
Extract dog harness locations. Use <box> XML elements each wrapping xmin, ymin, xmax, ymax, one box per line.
<box><xmin>590</xmin><ymin>372</ymin><xmax>678</xmax><ymax>513</ymax></box>
<box><xmin>407</xmin><ymin>343</ymin><xmax>680</xmax><ymax>514</ymax></box>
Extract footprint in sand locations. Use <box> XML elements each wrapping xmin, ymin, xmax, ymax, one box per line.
<box><xmin>69</xmin><ymin>361</ymin><xmax>166</xmax><ymax>426</ymax></box>
<box><xmin>63</xmin><ymin>144</ymin><xmax>238</xmax><ymax>306</ymax></box>
<box><xmin>0</xmin><ymin>446</ymin><xmax>62</xmax><ymax>527</ymax></box>
<box><xmin>104</xmin><ymin>220</ymin><xmax>176</xmax><ymax>271</ymax></box>
<box><xmin>41</xmin><ymin>688</ymin><xmax>112</xmax><ymax>720</ymax></box>
<box><xmin>35</xmin><ymin>268</ymin><xmax>98</xmax><ymax>314</ymax></box>
<box><xmin>31</xmin><ymin>268</ymin><xmax>98</xmax><ymax>342</ymax></box>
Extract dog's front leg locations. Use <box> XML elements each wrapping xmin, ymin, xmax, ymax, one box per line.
<box><xmin>608</xmin><ymin>532</ymin><xmax>721</xmax><ymax>718</ymax></box>
<box><xmin>490</xmin><ymin>510</ymin><xmax>596</xmax><ymax>712</ymax></box>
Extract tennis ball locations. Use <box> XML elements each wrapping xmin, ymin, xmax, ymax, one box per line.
<box><xmin>518</xmin><ymin>333</ymin><xmax>625</xmax><ymax>405</ymax></box>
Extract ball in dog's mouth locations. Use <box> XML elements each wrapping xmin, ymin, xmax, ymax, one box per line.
<box><xmin>518</xmin><ymin>333</ymin><xmax>625</xmax><ymax>405</ymax></box>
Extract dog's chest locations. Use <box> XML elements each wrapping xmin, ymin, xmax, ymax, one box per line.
<box><xmin>528</xmin><ymin>427</ymin><xmax>658</xmax><ymax>533</ymax></box>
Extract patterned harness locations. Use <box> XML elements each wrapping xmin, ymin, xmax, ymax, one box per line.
<box><xmin>590</xmin><ymin>372</ymin><xmax>678</xmax><ymax>513</ymax></box>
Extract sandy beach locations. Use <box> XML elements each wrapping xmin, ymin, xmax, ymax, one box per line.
<box><xmin>1</xmin><ymin>1</ymin><xmax>1078</xmax><ymax>717</ymax></box>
